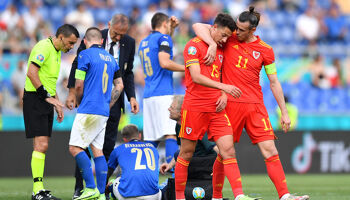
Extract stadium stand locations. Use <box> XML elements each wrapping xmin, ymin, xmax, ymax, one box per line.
<box><xmin>0</xmin><ymin>0</ymin><xmax>349</xmax><ymax>131</ymax></box>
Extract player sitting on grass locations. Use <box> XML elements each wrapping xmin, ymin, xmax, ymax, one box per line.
<box><xmin>105</xmin><ymin>124</ymin><xmax>162</xmax><ymax>200</ymax></box>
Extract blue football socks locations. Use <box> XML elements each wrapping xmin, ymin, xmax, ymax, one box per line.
<box><xmin>75</xmin><ymin>151</ymin><xmax>96</xmax><ymax>189</ymax></box>
<box><xmin>94</xmin><ymin>156</ymin><xmax>108</xmax><ymax>194</ymax></box>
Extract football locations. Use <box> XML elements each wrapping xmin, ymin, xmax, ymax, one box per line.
<box><xmin>192</xmin><ymin>187</ymin><xmax>205</xmax><ymax>199</ymax></box>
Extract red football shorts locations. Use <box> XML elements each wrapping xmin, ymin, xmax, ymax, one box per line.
<box><xmin>225</xmin><ymin>102</ymin><xmax>276</xmax><ymax>144</ymax></box>
<box><xmin>178</xmin><ymin>110</ymin><xmax>232</xmax><ymax>142</ymax></box>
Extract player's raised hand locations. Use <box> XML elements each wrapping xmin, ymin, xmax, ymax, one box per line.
<box><xmin>170</xmin><ymin>16</ymin><xmax>179</xmax><ymax>29</ymax></box>
<box><xmin>204</xmin><ymin>43</ymin><xmax>217</xmax><ymax>65</ymax></box>
<box><xmin>221</xmin><ymin>84</ymin><xmax>242</xmax><ymax>98</ymax></box>
<box><xmin>280</xmin><ymin>113</ymin><xmax>291</xmax><ymax>133</ymax></box>
<box><xmin>216</xmin><ymin>92</ymin><xmax>227</xmax><ymax>112</ymax></box>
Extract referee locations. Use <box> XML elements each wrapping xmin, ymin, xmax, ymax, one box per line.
<box><xmin>23</xmin><ymin>24</ymin><xmax>79</xmax><ymax>200</ymax></box>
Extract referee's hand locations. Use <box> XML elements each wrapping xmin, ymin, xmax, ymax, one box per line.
<box><xmin>46</xmin><ymin>97</ymin><xmax>65</xmax><ymax>123</ymax></box>
<box><xmin>46</xmin><ymin>97</ymin><xmax>64</xmax><ymax>108</ymax></box>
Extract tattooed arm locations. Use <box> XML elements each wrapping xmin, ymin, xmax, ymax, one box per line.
<box><xmin>110</xmin><ymin>77</ymin><xmax>124</xmax><ymax>108</ymax></box>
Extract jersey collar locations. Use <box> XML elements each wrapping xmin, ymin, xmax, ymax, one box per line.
<box><xmin>91</xmin><ymin>44</ymin><xmax>103</xmax><ymax>48</ymax></box>
<box><xmin>48</xmin><ymin>37</ymin><xmax>59</xmax><ymax>52</ymax></box>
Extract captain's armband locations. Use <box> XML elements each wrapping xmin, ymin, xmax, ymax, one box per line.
<box><xmin>264</xmin><ymin>63</ymin><xmax>277</xmax><ymax>75</ymax></box>
<box><xmin>75</xmin><ymin>69</ymin><xmax>86</xmax><ymax>80</ymax></box>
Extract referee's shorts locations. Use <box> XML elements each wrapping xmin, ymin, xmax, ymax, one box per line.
<box><xmin>23</xmin><ymin>91</ymin><xmax>54</xmax><ymax>138</ymax></box>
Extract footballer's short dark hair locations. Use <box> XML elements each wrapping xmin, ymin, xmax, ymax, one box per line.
<box><xmin>84</xmin><ymin>27</ymin><xmax>102</xmax><ymax>41</ymax></box>
<box><xmin>151</xmin><ymin>12</ymin><xmax>169</xmax><ymax>30</ymax></box>
<box><xmin>121</xmin><ymin>124</ymin><xmax>140</xmax><ymax>140</ymax></box>
<box><xmin>56</xmin><ymin>24</ymin><xmax>79</xmax><ymax>38</ymax></box>
<box><xmin>214</xmin><ymin>13</ymin><xmax>236</xmax><ymax>32</ymax></box>
<box><xmin>238</xmin><ymin>6</ymin><xmax>261</xmax><ymax>29</ymax></box>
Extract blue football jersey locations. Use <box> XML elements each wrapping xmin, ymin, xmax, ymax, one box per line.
<box><xmin>139</xmin><ymin>31</ymin><xmax>174</xmax><ymax>98</ymax></box>
<box><xmin>108</xmin><ymin>140</ymin><xmax>159</xmax><ymax>197</ymax></box>
<box><xmin>77</xmin><ymin>45</ymin><xmax>119</xmax><ymax>116</ymax></box>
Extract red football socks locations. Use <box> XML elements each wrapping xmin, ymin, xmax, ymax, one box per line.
<box><xmin>175</xmin><ymin>156</ymin><xmax>190</xmax><ymax>199</ymax></box>
<box><xmin>265</xmin><ymin>155</ymin><xmax>289</xmax><ymax>198</ymax></box>
<box><xmin>212</xmin><ymin>154</ymin><xmax>225</xmax><ymax>198</ymax></box>
<box><xmin>223</xmin><ymin>158</ymin><xmax>244</xmax><ymax>197</ymax></box>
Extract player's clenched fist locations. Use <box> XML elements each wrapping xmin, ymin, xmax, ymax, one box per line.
<box><xmin>170</xmin><ymin>16</ymin><xmax>179</xmax><ymax>29</ymax></box>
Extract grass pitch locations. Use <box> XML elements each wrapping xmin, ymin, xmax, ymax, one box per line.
<box><xmin>0</xmin><ymin>174</ymin><xmax>349</xmax><ymax>200</ymax></box>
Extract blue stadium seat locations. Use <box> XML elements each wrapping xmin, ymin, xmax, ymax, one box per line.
<box><xmin>285</xmin><ymin>11</ymin><xmax>299</xmax><ymax>27</ymax></box>
<box><xmin>328</xmin><ymin>43</ymin><xmax>347</xmax><ymax>57</ymax></box>
<box><xmin>38</xmin><ymin>6</ymin><xmax>50</xmax><ymax>21</ymax></box>
<box><xmin>268</xmin><ymin>11</ymin><xmax>285</xmax><ymax>27</ymax></box>
<box><xmin>93</xmin><ymin>9</ymin><xmax>111</xmax><ymax>24</ymax></box>
<box><xmin>50</xmin><ymin>7</ymin><xmax>65</xmax><ymax>26</ymax></box>
<box><xmin>264</xmin><ymin>28</ymin><xmax>278</xmax><ymax>44</ymax></box>
<box><xmin>279</xmin><ymin>26</ymin><xmax>294</xmax><ymax>44</ymax></box>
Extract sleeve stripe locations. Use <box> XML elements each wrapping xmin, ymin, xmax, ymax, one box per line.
<box><xmin>185</xmin><ymin>63</ymin><xmax>200</xmax><ymax>68</ymax></box>
<box><xmin>31</xmin><ymin>61</ymin><xmax>41</xmax><ymax>68</ymax></box>
<box><xmin>75</xmin><ymin>69</ymin><xmax>86</xmax><ymax>80</ymax></box>
<box><xmin>185</xmin><ymin>59</ymin><xmax>199</xmax><ymax>63</ymax></box>
<box><xmin>186</xmin><ymin>61</ymin><xmax>199</xmax><ymax>65</ymax></box>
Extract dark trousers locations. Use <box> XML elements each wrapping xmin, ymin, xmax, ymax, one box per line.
<box><xmin>74</xmin><ymin>100</ymin><xmax>122</xmax><ymax>190</ymax></box>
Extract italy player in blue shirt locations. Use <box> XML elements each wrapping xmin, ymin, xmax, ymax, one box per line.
<box><xmin>139</xmin><ymin>12</ymin><xmax>184</xmax><ymax>166</ymax></box>
<box><xmin>68</xmin><ymin>27</ymin><xmax>122</xmax><ymax>200</ymax></box>
<box><xmin>106</xmin><ymin>124</ymin><xmax>161</xmax><ymax>200</ymax></box>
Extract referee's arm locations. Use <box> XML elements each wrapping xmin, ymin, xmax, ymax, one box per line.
<box><xmin>27</xmin><ymin>62</ymin><xmax>64</xmax><ymax>108</ymax></box>
<box><xmin>27</xmin><ymin>62</ymin><xmax>44</xmax><ymax>89</ymax></box>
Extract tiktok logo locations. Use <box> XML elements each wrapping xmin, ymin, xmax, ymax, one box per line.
<box><xmin>291</xmin><ymin>132</ymin><xmax>317</xmax><ymax>173</ymax></box>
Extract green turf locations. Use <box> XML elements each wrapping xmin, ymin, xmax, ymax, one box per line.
<box><xmin>0</xmin><ymin>174</ymin><xmax>349</xmax><ymax>200</ymax></box>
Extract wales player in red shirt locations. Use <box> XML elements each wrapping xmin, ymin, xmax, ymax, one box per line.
<box><xmin>175</xmin><ymin>13</ymin><xmax>259</xmax><ymax>200</ymax></box>
<box><xmin>192</xmin><ymin>7</ymin><xmax>309</xmax><ymax>200</ymax></box>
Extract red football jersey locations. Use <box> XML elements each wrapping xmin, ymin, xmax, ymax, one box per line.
<box><xmin>223</xmin><ymin>34</ymin><xmax>275</xmax><ymax>103</ymax></box>
<box><xmin>182</xmin><ymin>37</ymin><xmax>224</xmax><ymax>112</ymax></box>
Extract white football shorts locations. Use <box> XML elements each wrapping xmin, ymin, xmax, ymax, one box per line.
<box><xmin>69</xmin><ymin>113</ymin><xmax>108</xmax><ymax>150</ymax></box>
<box><xmin>112</xmin><ymin>177</ymin><xmax>162</xmax><ymax>200</ymax></box>
<box><xmin>143</xmin><ymin>95</ymin><xmax>176</xmax><ymax>141</ymax></box>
